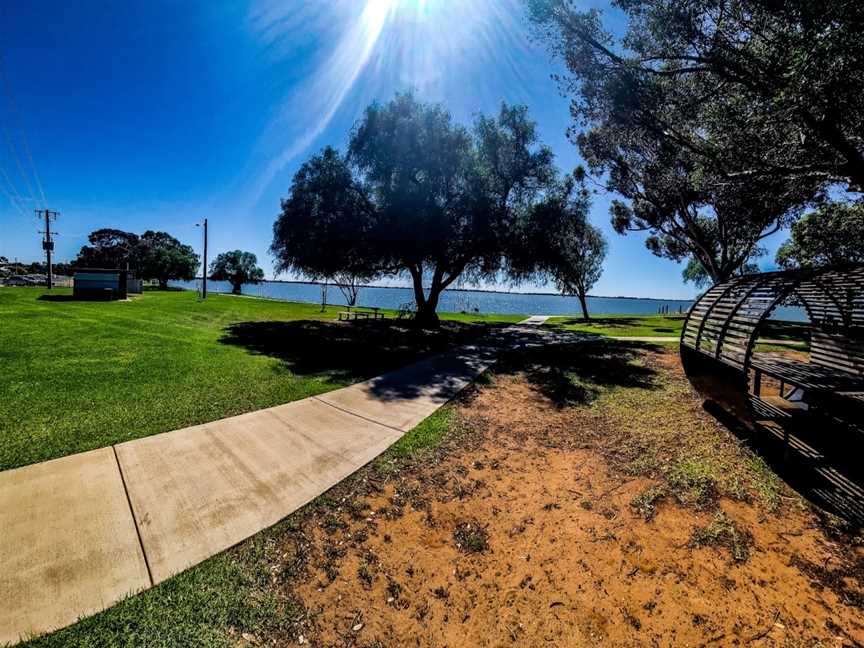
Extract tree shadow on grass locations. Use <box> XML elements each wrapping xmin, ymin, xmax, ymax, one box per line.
<box><xmin>495</xmin><ymin>340</ymin><xmax>661</xmax><ymax>408</ymax></box>
<box><xmin>219</xmin><ymin>319</ymin><xmax>498</xmax><ymax>385</ymax></box>
<box><xmin>761</xmin><ymin>320</ymin><xmax>811</xmax><ymax>342</ymax></box>
<box><xmin>556</xmin><ymin>316</ymin><xmax>643</xmax><ymax>328</ymax></box>
<box><xmin>37</xmin><ymin>294</ymin><xmax>77</xmax><ymax>302</ymax></box>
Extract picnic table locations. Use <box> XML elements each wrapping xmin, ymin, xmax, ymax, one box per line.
<box><xmin>337</xmin><ymin>306</ymin><xmax>385</xmax><ymax>321</ymax></box>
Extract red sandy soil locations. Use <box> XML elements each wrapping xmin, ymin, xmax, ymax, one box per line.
<box><xmin>266</xmin><ymin>345</ymin><xmax>863</xmax><ymax>648</ymax></box>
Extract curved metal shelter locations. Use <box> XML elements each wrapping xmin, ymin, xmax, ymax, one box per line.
<box><xmin>681</xmin><ymin>266</ymin><xmax>864</xmax><ymax>374</ymax></box>
<box><xmin>680</xmin><ymin>266</ymin><xmax>864</xmax><ymax>519</ymax></box>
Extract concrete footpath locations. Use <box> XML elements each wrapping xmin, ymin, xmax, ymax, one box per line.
<box><xmin>0</xmin><ymin>324</ymin><xmax>558</xmax><ymax>645</ymax></box>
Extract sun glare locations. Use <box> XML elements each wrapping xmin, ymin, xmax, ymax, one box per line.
<box><xmin>361</xmin><ymin>0</ymin><xmax>397</xmax><ymax>36</ymax></box>
<box><xmin>252</xmin><ymin>0</ymin><xmax>530</xmax><ymax>205</ymax></box>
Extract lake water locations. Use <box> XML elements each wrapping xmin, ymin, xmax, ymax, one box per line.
<box><xmin>170</xmin><ymin>279</ymin><xmax>807</xmax><ymax>321</ymax></box>
<box><xmin>171</xmin><ymin>279</ymin><xmax>696</xmax><ymax>316</ymax></box>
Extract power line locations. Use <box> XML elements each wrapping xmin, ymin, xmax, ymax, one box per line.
<box><xmin>1</xmin><ymin>117</ymin><xmax>39</xmax><ymax>209</ymax></box>
<box><xmin>0</xmin><ymin>162</ymin><xmax>29</xmax><ymax>217</ymax></box>
<box><xmin>0</xmin><ymin>48</ymin><xmax>47</xmax><ymax>208</ymax></box>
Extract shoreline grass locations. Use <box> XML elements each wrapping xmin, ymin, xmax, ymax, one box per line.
<box><xmin>545</xmin><ymin>313</ymin><xmax>687</xmax><ymax>337</ymax></box>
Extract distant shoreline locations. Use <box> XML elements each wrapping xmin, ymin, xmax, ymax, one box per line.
<box><xmin>192</xmin><ymin>277</ymin><xmax>696</xmax><ymax>303</ymax></box>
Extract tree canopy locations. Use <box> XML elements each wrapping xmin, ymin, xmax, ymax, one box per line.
<box><xmin>776</xmin><ymin>202</ymin><xmax>864</xmax><ymax>269</ymax></box>
<box><xmin>527</xmin><ymin>0</ymin><xmax>863</xmax><ymax>284</ymax></box>
<box><xmin>209</xmin><ymin>250</ymin><xmax>265</xmax><ymax>295</ymax></box>
<box><xmin>74</xmin><ymin>228</ymin><xmax>199</xmax><ymax>288</ymax></box>
<box><xmin>272</xmin><ymin>93</ymin><xmax>597</xmax><ymax>326</ymax></box>
<box><xmin>74</xmin><ymin>229</ymin><xmax>141</xmax><ymax>270</ymax></box>
<box><xmin>509</xmin><ymin>174</ymin><xmax>607</xmax><ymax>319</ymax></box>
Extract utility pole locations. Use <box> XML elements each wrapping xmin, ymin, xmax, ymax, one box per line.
<box><xmin>202</xmin><ymin>218</ymin><xmax>208</xmax><ymax>299</ymax></box>
<box><xmin>36</xmin><ymin>209</ymin><xmax>59</xmax><ymax>289</ymax></box>
<box><xmin>195</xmin><ymin>218</ymin><xmax>209</xmax><ymax>299</ymax></box>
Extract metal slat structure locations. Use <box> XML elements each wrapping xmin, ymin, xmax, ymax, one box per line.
<box><xmin>681</xmin><ymin>266</ymin><xmax>864</xmax><ymax>376</ymax></box>
<box><xmin>679</xmin><ymin>266</ymin><xmax>864</xmax><ymax>522</ymax></box>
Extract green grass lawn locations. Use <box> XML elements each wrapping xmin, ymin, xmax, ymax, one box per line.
<box><xmin>0</xmin><ymin>287</ymin><xmax>521</xmax><ymax>471</ymax></box>
<box><xmin>545</xmin><ymin>313</ymin><xmax>810</xmax><ymax>349</ymax></box>
<box><xmin>545</xmin><ymin>313</ymin><xmax>687</xmax><ymax>337</ymax></box>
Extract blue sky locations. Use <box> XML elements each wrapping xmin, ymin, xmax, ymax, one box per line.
<box><xmin>0</xmin><ymin>0</ymin><xmax>791</xmax><ymax>299</ymax></box>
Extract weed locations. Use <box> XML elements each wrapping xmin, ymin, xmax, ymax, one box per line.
<box><xmin>348</xmin><ymin>499</ymin><xmax>370</xmax><ymax>521</ymax></box>
<box><xmin>357</xmin><ymin>565</ymin><xmax>375</xmax><ymax>589</ymax></box>
<box><xmin>668</xmin><ymin>457</ymin><xmax>718</xmax><ymax>509</ymax></box>
<box><xmin>690</xmin><ymin>512</ymin><xmax>753</xmax><ymax>562</ymax></box>
<box><xmin>453</xmin><ymin>520</ymin><xmax>490</xmax><ymax>553</ymax></box>
<box><xmin>631</xmin><ymin>486</ymin><xmax>667</xmax><ymax>521</ymax></box>
<box><xmin>386</xmin><ymin>580</ymin><xmax>402</xmax><ymax>601</ymax></box>
<box><xmin>432</xmin><ymin>586</ymin><xmax>449</xmax><ymax>599</ymax></box>
<box><xmin>321</xmin><ymin>514</ymin><xmax>348</xmax><ymax>535</ymax></box>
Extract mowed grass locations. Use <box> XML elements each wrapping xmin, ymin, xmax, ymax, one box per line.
<box><xmin>546</xmin><ymin>313</ymin><xmax>810</xmax><ymax>348</ymax></box>
<box><xmin>0</xmin><ymin>287</ymin><xmax>521</xmax><ymax>471</ymax></box>
<box><xmin>546</xmin><ymin>313</ymin><xmax>687</xmax><ymax>337</ymax></box>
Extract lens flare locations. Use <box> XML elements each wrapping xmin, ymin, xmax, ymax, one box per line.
<box><xmin>249</xmin><ymin>0</ymin><xmax>531</xmax><ymax>205</ymax></box>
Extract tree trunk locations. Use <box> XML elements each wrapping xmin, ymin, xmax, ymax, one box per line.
<box><xmin>578</xmin><ymin>290</ymin><xmax>590</xmax><ymax>321</ymax></box>
<box><xmin>408</xmin><ymin>264</ymin><xmax>443</xmax><ymax>328</ymax></box>
<box><xmin>416</xmin><ymin>282</ymin><xmax>444</xmax><ymax>327</ymax></box>
<box><xmin>231</xmin><ymin>281</ymin><xmax>242</xmax><ymax>295</ymax></box>
<box><xmin>158</xmin><ymin>279</ymin><xmax>168</xmax><ymax>290</ymax></box>
<box><xmin>414</xmin><ymin>301</ymin><xmax>440</xmax><ymax>328</ymax></box>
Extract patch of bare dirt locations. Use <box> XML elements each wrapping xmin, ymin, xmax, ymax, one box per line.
<box><xmin>268</xmin><ymin>345</ymin><xmax>864</xmax><ymax>648</ymax></box>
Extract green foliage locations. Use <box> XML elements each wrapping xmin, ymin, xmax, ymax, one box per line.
<box><xmin>776</xmin><ymin>201</ymin><xmax>864</xmax><ymax>269</ymax></box>
<box><xmin>689</xmin><ymin>511</ymin><xmax>753</xmax><ymax>563</ymax></box>
<box><xmin>74</xmin><ymin>228</ymin><xmax>141</xmax><ymax>269</ymax></box>
<box><xmin>74</xmin><ymin>228</ymin><xmax>199</xmax><ymax>288</ymax></box>
<box><xmin>137</xmin><ymin>231</ymin><xmax>199</xmax><ymax>288</ymax></box>
<box><xmin>509</xmin><ymin>173</ymin><xmax>607</xmax><ymax>319</ymax></box>
<box><xmin>682</xmin><ymin>257</ymin><xmax>760</xmax><ymax>289</ymax></box>
<box><xmin>631</xmin><ymin>485</ymin><xmax>666</xmax><ymax>521</ymax></box>
<box><xmin>387</xmin><ymin>407</ymin><xmax>454</xmax><ymax>459</ymax></box>
<box><xmin>272</xmin><ymin>146</ymin><xmax>380</xmax><ymax>285</ymax></box>
<box><xmin>528</xmin><ymin>0</ymin><xmax>864</xmax><ymax>282</ymax></box>
<box><xmin>209</xmin><ymin>250</ymin><xmax>265</xmax><ymax>295</ymax></box>
<box><xmin>272</xmin><ymin>93</ymin><xmax>595</xmax><ymax>326</ymax></box>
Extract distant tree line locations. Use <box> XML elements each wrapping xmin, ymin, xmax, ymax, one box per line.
<box><xmin>0</xmin><ymin>258</ymin><xmax>76</xmax><ymax>277</ymax></box>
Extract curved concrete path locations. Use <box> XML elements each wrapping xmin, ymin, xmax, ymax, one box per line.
<box><xmin>1</xmin><ymin>324</ymin><xmax>565</xmax><ymax>645</ymax></box>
